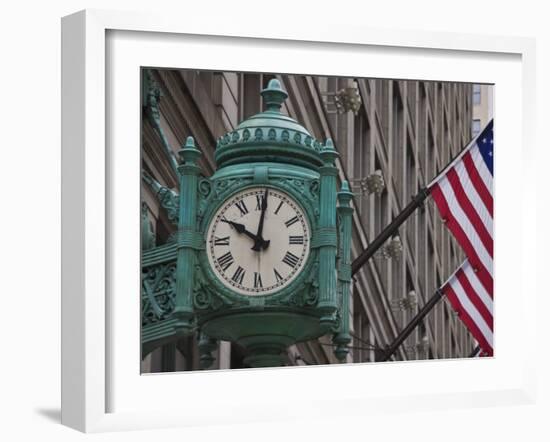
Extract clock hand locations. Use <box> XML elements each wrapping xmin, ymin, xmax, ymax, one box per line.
<box><xmin>252</xmin><ymin>188</ymin><xmax>270</xmax><ymax>251</ymax></box>
<box><xmin>221</xmin><ymin>219</ymin><xmax>263</xmax><ymax>243</ymax></box>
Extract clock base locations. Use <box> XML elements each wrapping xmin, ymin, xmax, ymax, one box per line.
<box><xmin>200</xmin><ymin>309</ymin><xmax>332</xmax><ymax>368</ymax></box>
<box><xmin>242</xmin><ymin>342</ymin><xmax>288</xmax><ymax>368</ymax></box>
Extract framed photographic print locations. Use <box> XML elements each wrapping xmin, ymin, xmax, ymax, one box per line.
<box><xmin>61</xmin><ymin>9</ymin><xmax>537</xmax><ymax>433</ymax></box>
<box><xmin>139</xmin><ymin>66</ymin><xmax>494</xmax><ymax>374</ymax></box>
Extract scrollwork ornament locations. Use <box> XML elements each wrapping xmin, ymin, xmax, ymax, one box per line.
<box><xmin>157</xmin><ymin>187</ymin><xmax>179</xmax><ymax>224</ymax></box>
<box><xmin>193</xmin><ymin>265</ymin><xmax>212</xmax><ymax>310</ymax></box>
<box><xmin>219</xmin><ymin>180</ymin><xmax>228</xmax><ymax>189</ymax></box>
<box><xmin>213</xmin><ymin>177</ymin><xmax>251</xmax><ymax>201</ymax></box>
<box><xmin>141</xmin><ymin>262</ymin><xmax>177</xmax><ymax>325</ymax></box>
<box><xmin>309</xmin><ymin>180</ymin><xmax>320</xmax><ymax>198</ymax></box>
<box><xmin>193</xmin><ymin>265</ymin><xmax>233</xmax><ymax>310</ymax></box>
<box><xmin>285</xmin><ymin>290</ymin><xmax>304</xmax><ymax>307</ymax></box>
<box><xmin>267</xmin><ymin>177</ymin><xmax>319</xmax><ymax>226</ymax></box>
<box><xmin>194</xmin><ymin>289</ymin><xmax>211</xmax><ymax>310</ymax></box>
<box><xmin>198</xmin><ymin>179</ymin><xmax>212</xmax><ymax>198</ymax></box>
<box><xmin>304</xmin><ymin>261</ymin><xmax>320</xmax><ymax>306</ymax></box>
<box><xmin>331</xmin><ymin>309</ymin><xmax>342</xmax><ymax>334</ymax></box>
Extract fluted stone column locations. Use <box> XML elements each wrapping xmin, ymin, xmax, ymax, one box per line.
<box><xmin>174</xmin><ymin>136</ymin><xmax>202</xmax><ymax>336</ymax></box>
<box><xmin>333</xmin><ymin>181</ymin><xmax>354</xmax><ymax>361</ymax></box>
<box><xmin>317</xmin><ymin>139</ymin><xmax>339</xmax><ymax>328</ymax></box>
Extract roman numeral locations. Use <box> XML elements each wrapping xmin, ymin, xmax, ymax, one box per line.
<box><xmin>235</xmin><ymin>200</ymin><xmax>249</xmax><ymax>216</ymax></box>
<box><xmin>289</xmin><ymin>235</ymin><xmax>304</xmax><ymax>244</ymax></box>
<box><xmin>282</xmin><ymin>251</ymin><xmax>300</xmax><ymax>268</ymax></box>
<box><xmin>214</xmin><ymin>236</ymin><xmax>230</xmax><ymax>246</ymax></box>
<box><xmin>217</xmin><ymin>251</ymin><xmax>234</xmax><ymax>272</ymax></box>
<box><xmin>284</xmin><ymin>216</ymin><xmax>299</xmax><ymax>228</ymax></box>
<box><xmin>274</xmin><ymin>200</ymin><xmax>284</xmax><ymax>215</ymax></box>
<box><xmin>254</xmin><ymin>272</ymin><xmax>263</xmax><ymax>288</ymax></box>
<box><xmin>231</xmin><ymin>266</ymin><xmax>246</xmax><ymax>285</ymax></box>
<box><xmin>255</xmin><ymin>194</ymin><xmax>265</xmax><ymax>210</ymax></box>
<box><xmin>273</xmin><ymin>268</ymin><xmax>283</xmax><ymax>283</ymax></box>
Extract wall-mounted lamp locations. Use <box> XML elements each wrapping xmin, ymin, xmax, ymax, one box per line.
<box><xmin>350</xmin><ymin>169</ymin><xmax>385</xmax><ymax>196</ymax></box>
<box><xmin>416</xmin><ymin>335</ymin><xmax>430</xmax><ymax>354</ymax></box>
<box><xmin>321</xmin><ymin>81</ymin><xmax>362</xmax><ymax>115</ymax></box>
<box><xmin>376</xmin><ymin>236</ymin><xmax>403</xmax><ymax>260</ymax></box>
<box><xmin>391</xmin><ymin>290</ymin><xmax>418</xmax><ymax>312</ymax></box>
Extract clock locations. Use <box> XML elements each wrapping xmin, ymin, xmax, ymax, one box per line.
<box><xmin>205</xmin><ymin>187</ymin><xmax>311</xmax><ymax>296</ymax></box>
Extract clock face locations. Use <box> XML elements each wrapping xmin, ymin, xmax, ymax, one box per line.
<box><xmin>205</xmin><ymin>187</ymin><xmax>311</xmax><ymax>296</ymax></box>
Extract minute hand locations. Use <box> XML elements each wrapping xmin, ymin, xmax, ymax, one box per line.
<box><xmin>252</xmin><ymin>188</ymin><xmax>270</xmax><ymax>251</ymax></box>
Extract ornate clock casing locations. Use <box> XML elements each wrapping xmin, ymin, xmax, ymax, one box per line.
<box><xmin>148</xmin><ymin>79</ymin><xmax>354</xmax><ymax>368</ymax></box>
<box><xmin>205</xmin><ymin>186</ymin><xmax>311</xmax><ymax>296</ymax></box>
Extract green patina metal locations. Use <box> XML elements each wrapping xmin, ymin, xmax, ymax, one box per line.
<box><xmin>141</xmin><ymin>78</ymin><xmax>354</xmax><ymax>368</ymax></box>
<box><xmin>333</xmin><ymin>181</ymin><xmax>354</xmax><ymax>361</ymax></box>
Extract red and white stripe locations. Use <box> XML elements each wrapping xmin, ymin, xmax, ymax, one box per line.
<box><xmin>428</xmin><ymin>137</ymin><xmax>493</xmax><ymax>297</ymax></box>
<box><xmin>442</xmin><ymin>260</ymin><xmax>493</xmax><ymax>355</ymax></box>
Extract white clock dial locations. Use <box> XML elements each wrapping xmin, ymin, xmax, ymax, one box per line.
<box><xmin>206</xmin><ymin>187</ymin><xmax>311</xmax><ymax>296</ymax></box>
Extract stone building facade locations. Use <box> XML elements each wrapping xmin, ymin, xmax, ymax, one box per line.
<box><xmin>141</xmin><ymin>69</ymin><xmax>480</xmax><ymax>372</ymax></box>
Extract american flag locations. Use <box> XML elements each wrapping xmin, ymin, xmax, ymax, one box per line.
<box><xmin>429</xmin><ymin>120</ymin><xmax>494</xmax><ymax>355</ymax></box>
<box><xmin>441</xmin><ymin>260</ymin><xmax>493</xmax><ymax>355</ymax></box>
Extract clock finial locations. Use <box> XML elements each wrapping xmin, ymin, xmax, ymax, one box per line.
<box><xmin>178</xmin><ymin>136</ymin><xmax>201</xmax><ymax>166</ymax></box>
<box><xmin>261</xmin><ymin>79</ymin><xmax>289</xmax><ymax>112</ymax></box>
<box><xmin>320</xmin><ymin>138</ymin><xmax>339</xmax><ymax>165</ymax></box>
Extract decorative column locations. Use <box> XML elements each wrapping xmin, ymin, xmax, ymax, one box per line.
<box><xmin>174</xmin><ymin>136</ymin><xmax>202</xmax><ymax>336</ymax></box>
<box><xmin>333</xmin><ymin>181</ymin><xmax>354</xmax><ymax>361</ymax></box>
<box><xmin>198</xmin><ymin>332</ymin><xmax>217</xmax><ymax>369</ymax></box>
<box><xmin>317</xmin><ymin>139</ymin><xmax>339</xmax><ymax>328</ymax></box>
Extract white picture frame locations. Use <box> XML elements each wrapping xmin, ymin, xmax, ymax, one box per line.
<box><xmin>61</xmin><ymin>9</ymin><xmax>538</xmax><ymax>433</ymax></box>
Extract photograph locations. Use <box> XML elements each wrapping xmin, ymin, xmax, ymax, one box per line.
<box><xmin>140</xmin><ymin>68</ymin><xmax>494</xmax><ymax>373</ymax></box>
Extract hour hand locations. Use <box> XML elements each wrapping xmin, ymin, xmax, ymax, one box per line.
<box><xmin>221</xmin><ymin>219</ymin><xmax>258</xmax><ymax>242</ymax></box>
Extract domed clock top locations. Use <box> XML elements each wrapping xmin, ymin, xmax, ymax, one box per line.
<box><xmin>214</xmin><ymin>79</ymin><xmax>324</xmax><ymax>171</ymax></box>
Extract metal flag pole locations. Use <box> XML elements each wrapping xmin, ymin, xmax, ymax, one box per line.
<box><xmin>351</xmin><ymin>126</ymin><xmax>485</xmax><ymax>277</ymax></box>
<box><xmin>351</xmin><ymin>187</ymin><xmax>430</xmax><ymax>276</ymax></box>
<box><xmin>469</xmin><ymin>345</ymin><xmax>481</xmax><ymax>357</ymax></box>
<box><xmin>379</xmin><ymin>289</ymin><xmax>444</xmax><ymax>362</ymax></box>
